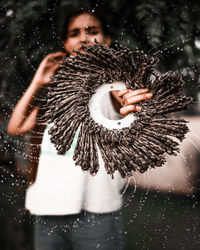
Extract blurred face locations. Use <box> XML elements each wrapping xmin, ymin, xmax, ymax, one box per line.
<box><xmin>64</xmin><ymin>13</ymin><xmax>111</xmax><ymax>56</ymax></box>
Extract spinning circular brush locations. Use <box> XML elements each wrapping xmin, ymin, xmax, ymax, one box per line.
<box><xmin>44</xmin><ymin>42</ymin><xmax>192</xmax><ymax>178</ymax></box>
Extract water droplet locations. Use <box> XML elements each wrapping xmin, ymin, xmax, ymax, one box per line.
<box><xmin>6</xmin><ymin>9</ymin><xmax>13</xmax><ymax>17</ymax></box>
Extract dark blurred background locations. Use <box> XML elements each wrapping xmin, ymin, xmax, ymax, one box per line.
<box><xmin>0</xmin><ymin>0</ymin><xmax>200</xmax><ymax>249</ymax></box>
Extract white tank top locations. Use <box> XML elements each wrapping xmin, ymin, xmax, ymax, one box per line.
<box><xmin>25</xmin><ymin>94</ymin><xmax>125</xmax><ymax>215</ymax></box>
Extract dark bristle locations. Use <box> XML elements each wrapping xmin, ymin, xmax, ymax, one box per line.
<box><xmin>43</xmin><ymin>43</ymin><xmax>193</xmax><ymax>178</ymax></box>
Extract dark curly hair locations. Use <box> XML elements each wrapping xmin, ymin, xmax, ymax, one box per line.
<box><xmin>60</xmin><ymin>7</ymin><xmax>111</xmax><ymax>42</ymax></box>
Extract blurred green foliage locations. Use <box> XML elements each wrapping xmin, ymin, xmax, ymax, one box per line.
<box><xmin>0</xmin><ymin>0</ymin><xmax>200</xmax><ymax>107</ymax></box>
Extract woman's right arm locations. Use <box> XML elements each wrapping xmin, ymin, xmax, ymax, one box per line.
<box><xmin>7</xmin><ymin>51</ymin><xmax>66</xmax><ymax>135</ymax></box>
<box><xmin>7</xmin><ymin>83</ymin><xmax>41</xmax><ymax>135</ymax></box>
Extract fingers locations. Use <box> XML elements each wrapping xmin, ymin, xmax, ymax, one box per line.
<box><xmin>40</xmin><ymin>51</ymin><xmax>66</xmax><ymax>74</ymax></box>
<box><xmin>47</xmin><ymin>51</ymin><xmax>66</xmax><ymax>59</ymax></box>
<box><xmin>122</xmin><ymin>88</ymin><xmax>149</xmax><ymax>99</ymax></box>
<box><xmin>118</xmin><ymin>88</ymin><xmax>148</xmax><ymax>97</ymax></box>
<box><xmin>35</xmin><ymin>52</ymin><xmax>66</xmax><ymax>86</ymax></box>
<box><xmin>122</xmin><ymin>92</ymin><xmax>152</xmax><ymax>106</ymax></box>
<box><xmin>118</xmin><ymin>89</ymin><xmax>133</xmax><ymax>97</ymax></box>
<box><xmin>113</xmin><ymin>88</ymin><xmax>151</xmax><ymax>108</ymax></box>
<box><xmin>120</xmin><ymin>105</ymin><xmax>142</xmax><ymax>116</ymax></box>
<box><xmin>43</xmin><ymin>52</ymin><xmax>66</xmax><ymax>65</ymax></box>
<box><xmin>117</xmin><ymin>88</ymin><xmax>153</xmax><ymax>116</ymax></box>
<box><xmin>48</xmin><ymin>52</ymin><xmax>66</xmax><ymax>63</ymax></box>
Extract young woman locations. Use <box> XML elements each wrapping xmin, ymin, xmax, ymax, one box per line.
<box><xmin>8</xmin><ymin>9</ymin><xmax>152</xmax><ymax>250</ymax></box>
